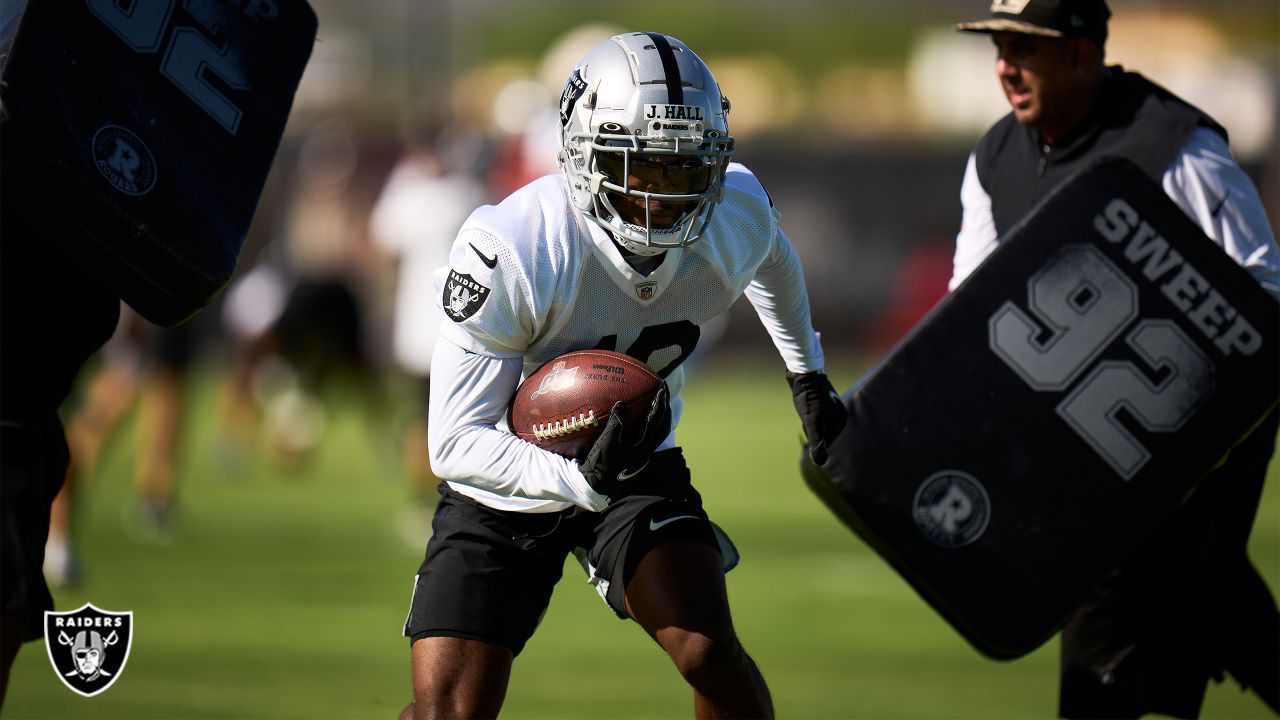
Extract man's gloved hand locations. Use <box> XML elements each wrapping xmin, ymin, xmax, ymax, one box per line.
<box><xmin>787</xmin><ymin>371</ymin><xmax>848</xmax><ymax>466</ymax></box>
<box><xmin>579</xmin><ymin>386</ymin><xmax>671</xmax><ymax>501</ymax></box>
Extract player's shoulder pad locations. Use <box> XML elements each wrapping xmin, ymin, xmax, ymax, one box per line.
<box><xmin>457</xmin><ymin>175</ymin><xmax>575</xmax><ymax>276</ymax></box>
<box><xmin>719</xmin><ymin>162</ymin><xmax>782</xmax><ymax>230</ymax></box>
<box><xmin>439</xmin><ymin>175</ymin><xmax>575</xmax><ymax>341</ymax></box>
<box><xmin>723</xmin><ymin>162</ymin><xmax>773</xmax><ymax>207</ymax></box>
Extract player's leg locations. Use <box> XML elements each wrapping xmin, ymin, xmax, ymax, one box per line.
<box><xmin>626</xmin><ymin>541</ymin><xmax>773</xmax><ymax>718</ymax></box>
<box><xmin>406</xmin><ymin>636</ymin><xmax>511</xmax><ymax>720</ymax></box>
<box><xmin>132</xmin><ymin>363</ymin><xmax>183</xmax><ymax>536</ymax></box>
<box><xmin>401</xmin><ymin>485</ymin><xmax>574</xmax><ymax>719</ymax></box>
<box><xmin>585</xmin><ymin>449</ymin><xmax>773</xmax><ymax>718</ymax></box>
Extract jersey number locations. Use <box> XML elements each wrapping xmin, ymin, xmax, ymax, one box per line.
<box><xmin>989</xmin><ymin>244</ymin><xmax>1213</xmax><ymax>479</ymax></box>
<box><xmin>596</xmin><ymin>320</ymin><xmax>700</xmax><ymax>379</ymax></box>
<box><xmin>87</xmin><ymin>0</ymin><xmax>255</xmax><ymax>134</ymax></box>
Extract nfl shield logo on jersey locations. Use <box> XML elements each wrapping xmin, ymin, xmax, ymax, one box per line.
<box><xmin>44</xmin><ymin>604</ymin><xmax>133</xmax><ymax>697</ymax></box>
<box><xmin>636</xmin><ymin>281</ymin><xmax>657</xmax><ymax>301</ymax></box>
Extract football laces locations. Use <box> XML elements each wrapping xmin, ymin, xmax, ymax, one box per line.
<box><xmin>531</xmin><ymin>411</ymin><xmax>599</xmax><ymax>441</ymax></box>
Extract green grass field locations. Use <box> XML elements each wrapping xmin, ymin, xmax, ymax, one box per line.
<box><xmin>5</xmin><ymin>355</ymin><xmax>1277</xmax><ymax>719</ymax></box>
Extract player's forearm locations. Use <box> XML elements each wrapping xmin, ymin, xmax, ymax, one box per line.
<box><xmin>429</xmin><ymin>422</ymin><xmax>606</xmax><ymax>510</ymax></box>
<box><xmin>427</xmin><ymin>339</ymin><xmax>607</xmax><ymax>510</ymax></box>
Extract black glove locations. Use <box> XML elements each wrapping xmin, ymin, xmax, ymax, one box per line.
<box><xmin>579</xmin><ymin>386</ymin><xmax>671</xmax><ymax>501</ymax></box>
<box><xmin>787</xmin><ymin>371</ymin><xmax>848</xmax><ymax>466</ymax></box>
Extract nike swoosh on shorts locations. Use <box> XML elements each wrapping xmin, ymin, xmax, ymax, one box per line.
<box><xmin>649</xmin><ymin>515</ymin><xmax>699</xmax><ymax>531</ymax></box>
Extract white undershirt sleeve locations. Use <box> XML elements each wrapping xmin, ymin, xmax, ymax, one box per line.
<box><xmin>950</xmin><ymin>152</ymin><xmax>999</xmax><ymax>291</ymax></box>
<box><xmin>1161</xmin><ymin>127</ymin><xmax>1280</xmax><ymax>300</ymax></box>
<box><xmin>744</xmin><ymin>224</ymin><xmax>826</xmax><ymax>374</ymax></box>
<box><xmin>427</xmin><ymin>337</ymin><xmax>609</xmax><ymax>512</ymax></box>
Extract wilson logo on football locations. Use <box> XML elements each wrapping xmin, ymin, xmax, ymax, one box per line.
<box><xmin>44</xmin><ymin>603</ymin><xmax>134</xmax><ymax>698</ymax></box>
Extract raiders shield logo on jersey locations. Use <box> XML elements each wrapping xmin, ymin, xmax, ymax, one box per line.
<box><xmin>44</xmin><ymin>604</ymin><xmax>133</xmax><ymax>697</ymax></box>
<box><xmin>443</xmin><ymin>269</ymin><xmax>491</xmax><ymax>322</ymax></box>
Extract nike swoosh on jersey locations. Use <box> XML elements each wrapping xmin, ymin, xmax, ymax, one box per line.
<box><xmin>469</xmin><ymin>242</ymin><xmax>498</xmax><ymax>268</ymax></box>
<box><xmin>649</xmin><ymin>515</ymin><xmax>699</xmax><ymax>531</ymax></box>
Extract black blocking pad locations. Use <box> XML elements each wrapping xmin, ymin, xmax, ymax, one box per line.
<box><xmin>0</xmin><ymin>1</ymin><xmax>316</xmax><ymax>325</ymax></box>
<box><xmin>806</xmin><ymin>157</ymin><xmax>1279</xmax><ymax>659</ymax></box>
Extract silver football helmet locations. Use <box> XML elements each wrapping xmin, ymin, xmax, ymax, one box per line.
<box><xmin>558</xmin><ymin>32</ymin><xmax>734</xmax><ymax>256</ymax></box>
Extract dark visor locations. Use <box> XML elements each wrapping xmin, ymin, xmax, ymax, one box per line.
<box><xmin>595</xmin><ymin>153</ymin><xmax>715</xmax><ymax>195</ymax></box>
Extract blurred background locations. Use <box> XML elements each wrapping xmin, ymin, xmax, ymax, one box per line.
<box><xmin>264</xmin><ymin>0</ymin><xmax>1278</xmax><ymax>360</ymax></box>
<box><xmin>6</xmin><ymin>0</ymin><xmax>1278</xmax><ymax>717</ymax></box>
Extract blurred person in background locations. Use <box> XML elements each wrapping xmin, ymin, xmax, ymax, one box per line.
<box><xmin>369</xmin><ymin>120</ymin><xmax>488</xmax><ymax>519</ymax></box>
<box><xmin>951</xmin><ymin>1</ymin><xmax>1280</xmax><ymax>717</ymax></box>
<box><xmin>45</xmin><ymin>309</ymin><xmax>208</xmax><ymax>588</ymax></box>
<box><xmin>218</xmin><ymin>120</ymin><xmax>389</xmax><ymax>469</ymax></box>
<box><xmin>399</xmin><ymin>32</ymin><xmax>846</xmax><ymax>719</ymax></box>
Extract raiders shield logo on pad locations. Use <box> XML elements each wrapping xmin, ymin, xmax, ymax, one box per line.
<box><xmin>805</xmin><ymin>157</ymin><xmax>1279</xmax><ymax>659</ymax></box>
<box><xmin>0</xmin><ymin>0</ymin><xmax>316</xmax><ymax>326</ymax></box>
<box><xmin>44</xmin><ymin>604</ymin><xmax>134</xmax><ymax>697</ymax></box>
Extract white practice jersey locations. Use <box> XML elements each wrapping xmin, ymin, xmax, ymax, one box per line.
<box><xmin>429</xmin><ymin>163</ymin><xmax>825</xmax><ymax>513</ymax></box>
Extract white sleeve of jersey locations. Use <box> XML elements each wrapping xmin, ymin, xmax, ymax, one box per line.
<box><xmin>950</xmin><ymin>152</ymin><xmax>999</xmax><ymax>291</ymax></box>
<box><xmin>743</xmin><ymin>216</ymin><xmax>826</xmax><ymax>374</ymax></box>
<box><xmin>427</xmin><ymin>336</ymin><xmax>609</xmax><ymax>512</ymax></box>
<box><xmin>434</xmin><ymin>225</ymin><xmax>533</xmax><ymax>359</ymax></box>
<box><xmin>1162</xmin><ymin>127</ymin><xmax>1280</xmax><ymax>300</ymax></box>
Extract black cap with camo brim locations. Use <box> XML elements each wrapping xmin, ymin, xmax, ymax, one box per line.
<box><xmin>953</xmin><ymin>17</ymin><xmax>1065</xmax><ymax>37</ymax></box>
<box><xmin>952</xmin><ymin>0</ymin><xmax>1110</xmax><ymax>42</ymax></box>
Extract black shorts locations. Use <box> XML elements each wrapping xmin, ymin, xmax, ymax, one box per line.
<box><xmin>402</xmin><ymin>448</ymin><xmax>732</xmax><ymax>656</ymax></box>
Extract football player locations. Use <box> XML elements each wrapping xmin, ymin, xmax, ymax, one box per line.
<box><xmin>400</xmin><ymin>32</ymin><xmax>846</xmax><ymax>718</ymax></box>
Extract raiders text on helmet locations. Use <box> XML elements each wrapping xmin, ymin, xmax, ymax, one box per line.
<box><xmin>559</xmin><ymin>32</ymin><xmax>734</xmax><ymax>256</ymax></box>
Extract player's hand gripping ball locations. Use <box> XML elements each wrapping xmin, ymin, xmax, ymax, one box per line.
<box><xmin>508</xmin><ymin>350</ymin><xmax>664</xmax><ymax>459</ymax></box>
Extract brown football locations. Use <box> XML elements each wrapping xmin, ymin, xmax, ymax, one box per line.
<box><xmin>508</xmin><ymin>349</ymin><xmax>664</xmax><ymax>459</ymax></box>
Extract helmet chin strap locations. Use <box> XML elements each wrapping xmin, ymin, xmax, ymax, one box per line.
<box><xmin>612</xmin><ymin>233</ymin><xmax>666</xmax><ymax>258</ymax></box>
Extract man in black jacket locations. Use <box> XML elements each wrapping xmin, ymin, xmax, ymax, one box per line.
<box><xmin>952</xmin><ymin>1</ymin><xmax>1280</xmax><ymax>717</ymax></box>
